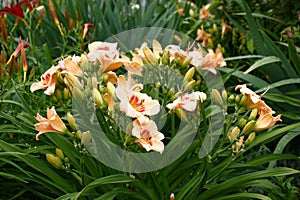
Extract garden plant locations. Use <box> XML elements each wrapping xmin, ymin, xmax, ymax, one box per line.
<box><xmin>0</xmin><ymin>0</ymin><xmax>300</xmax><ymax>199</ymax></box>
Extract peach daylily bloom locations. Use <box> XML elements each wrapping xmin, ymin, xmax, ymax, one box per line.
<box><xmin>254</xmin><ymin>111</ymin><xmax>282</xmax><ymax>131</ymax></box>
<box><xmin>195</xmin><ymin>27</ymin><xmax>211</xmax><ymax>43</ymax></box>
<box><xmin>166</xmin><ymin>91</ymin><xmax>207</xmax><ymax>113</ymax></box>
<box><xmin>221</xmin><ymin>20</ymin><xmax>232</xmax><ymax>38</ymax></box>
<box><xmin>235</xmin><ymin>84</ymin><xmax>274</xmax><ymax>114</ymax></box>
<box><xmin>87</xmin><ymin>41</ymin><xmax>123</xmax><ymax>72</ymax></box>
<box><xmin>201</xmin><ymin>48</ymin><xmax>226</xmax><ymax>74</ymax></box>
<box><xmin>30</xmin><ymin>66</ymin><xmax>59</xmax><ymax>95</ymax></box>
<box><xmin>115</xmin><ymin>75</ymin><xmax>160</xmax><ymax>124</ymax></box>
<box><xmin>132</xmin><ymin>119</ymin><xmax>164</xmax><ymax>154</ymax></box>
<box><xmin>34</xmin><ymin>106</ymin><xmax>68</xmax><ymax>140</ymax></box>
<box><xmin>58</xmin><ymin>56</ymin><xmax>83</xmax><ymax>77</ymax></box>
<box><xmin>199</xmin><ymin>5</ymin><xmax>212</xmax><ymax>20</ymax></box>
<box><xmin>121</xmin><ymin>53</ymin><xmax>143</xmax><ymax>76</ymax></box>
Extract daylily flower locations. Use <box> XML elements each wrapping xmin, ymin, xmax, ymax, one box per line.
<box><xmin>221</xmin><ymin>20</ymin><xmax>232</xmax><ymax>38</ymax></box>
<box><xmin>166</xmin><ymin>91</ymin><xmax>207</xmax><ymax>113</ymax></box>
<box><xmin>140</xmin><ymin>40</ymin><xmax>162</xmax><ymax>65</ymax></box>
<box><xmin>254</xmin><ymin>111</ymin><xmax>282</xmax><ymax>131</ymax></box>
<box><xmin>132</xmin><ymin>119</ymin><xmax>164</xmax><ymax>153</ymax></box>
<box><xmin>58</xmin><ymin>56</ymin><xmax>83</xmax><ymax>77</ymax></box>
<box><xmin>165</xmin><ymin>44</ymin><xmax>188</xmax><ymax>63</ymax></box>
<box><xmin>30</xmin><ymin>65</ymin><xmax>59</xmax><ymax>95</ymax></box>
<box><xmin>6</xmin><ymin>37</ymin><xmax>29</xmax><ymax>67</ymax></box>
<box><xmin>34</xmin><ymin>106</ymin><xmax>69</xmax><ymax>140</ymax></box>
<box><xmin>235</xmin><ymin>84</ymin><xmax>274</xmax><ymax>114</ymax></box>
<box><xmin>121</xmin><ymin>53</ymin><xmax>143</xmax><ymax>76</ymax></box>
<box><xmin>82</xmin><ymin>23</ymin><xmax>94</xmax><ymax>40</ymax></box>
<box><xmin>195</xmin><ymin>26</ymin><xmax>212</xmax><ymax>44</ymax></box>
<box><xmin>201</xmin><ymin>48</ymin><xmax>226</xmax><ymax>74</ymax></box>
<box><xmin>199</xmin><ymin>5</ymin><xmax>212</xmax><ymax>20</ymax></box>
<box><xmin>87</xmin><ymin>41</ymin><xmax>123</xmax><ymax>72</ymax></box>
<box><xmin>115</xmin><ymin>75</ymin><xmax>160</xmax><ymax>124</ymax></box>
<box><xmin>0</xmin><ymin>1</ymin><xmax>32</xmax><ymax>19</ymax></box>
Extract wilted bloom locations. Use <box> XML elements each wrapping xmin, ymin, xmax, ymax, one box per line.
<box><xmin>201</xmin><ymin>48</ymin><xmax>226</xmax><ymax>74</ymax></box>
<box><xmin>87</xmin><ymin>41</ymin><xmax>123</xmax><ymax>72</ymax></box>
<box><xmin>235</xmin><ymin>84</ymin><xmax>274</xmax><ymax>114</ymax></box>
<box><xmin>167</xmin><ymin>91</ymin><xmax>206</xmax><ymax>113</ymax></box>
<box><xmin>132</xmin><ymin>119</ymin><xmax>164</xmax><ymax>153</ymax></box>
<box><xmin>254</xmin><ymin>111</ymin><xmax>282</xmax><ymax>131</ymax></box>
<box><xmin>82</xmin><ymin>23</ymin><xmax>94</xmax><ymax>40</ymax></box>
<box><xmin>116</xmin><ymin>75</ymin><xmax>160</xmax><ymax>124</ymax></box>
<box><xmin>199</xmin><ymin>5</ymin><xmax>212</xmax><ymax>20</ymax></box>
<box><xmin>34</xmin><ymin>106</ymin><xmax>68</xmax><ymax>140</ymax></box>
<box><xmin>234</xmin><ymin>136</ymin><xmax>244</xmax><ymax>153</ymax></box>
<box><xmin>221</xmin><ymin>20</ymin><xmax>232</xmax><ymax>38</ymax></box>
<box><xmin>6</xmin><ymin>37</ymin><xmax>29</xmax><ymax>67</ymax></box>
<box><xmin>58</xmin><ymin>56</ymin><xmax>83</xmax><ymax>77</ymax></box>
<box><xmin>30</xmin><ymin>66</ymin><xmax>59</xmax><ymax>95</ymax></box>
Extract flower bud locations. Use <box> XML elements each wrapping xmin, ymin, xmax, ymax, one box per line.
<box><xmin>63</xmin><ymin>88</ymin><xmax>70</xmax><ymax>100</ymax></box>
<box><xmin>55</xmin><ymin>89</ymin><xmax>62</xmax><ymax>101</ymax></box>
<box><xmin>73</xmin><ymin>87</ymin><xmax>85</xmax><ymax>100</ymax></box>
<box><xmin>228</xmin><ymin>94</ymin><xmax>235</xmax><ymax>103</ymax></box>
<box><xmin>235</xmin><ymin>95</ymin><xmax>240</xmax><ymax>104</ymax></box>
<box><xmin>142</xmin><ymin>46</ymin><xmax>158</xmax><ymax>65</ymax></box>
<box><xmin>176</xmin><ymin>109</ymin><xmax>187</xmax><ymax>122</ymax></box>
<box><xmin>81</xmin><ymin>131</ymin><xmax>92</xmax><ymax>144</ymax></box>
<box><xmin>170</xmin><ymin>193</ymin><xmax>175</xmax><ymax>200</ymax></box>
<box><xmin>67</xmin><ymin>112</ymin><xmax>77</xmax><ymax>131</ymax></box>
<box><xmin>244</xmin><ymin>132</ymin><xmax>255</xmax><ymax>146</ymax></box>
<box><xmin>107</xmin><ymin>82</ymin><xmax>116</xmax><ymax>97</ymax></box>
<box><xmin>239</xmin><ymin>95</ymin><xmax>248</xmax><ymax>106</ymax></box>
<box><xmin>222</xmin><ymin>90</ymin><xmax>227</xmax><ymax>101</ymax></box>
<box><xmin>227</xmin><ymin>126</ymin><xmax>240</xmax><ymax>142</ymax></box>
<box><xmin>93</xmin><ymin>88</ymin><xmax>103</xmax><ymax>106</ymax></box>
<box><xmin>249</xmin><ymin>108</ymin><xmax>258</xmax><ymax>120</ymax></box>
<box><xmin>46</xmin><ymin>154</ymin><xmax>63</xmax><ymax>169</ymax></box>
<box><xmin>211</xmin><ymin>89</ymin><xmax>224</xmax><ymax>106</ymax></box>
<box><xmin>55</xmin><ymin>148</ymin><xmax>65</xmax><ymax>160</ymax></box>
<box><xmin>182</xmin><ymin>56</ymin><xmax>192</xmax><ymax>68</ymax></box>
<box><xmin>238</xmin><ymin>118</ymin><xmax>247</xmax><ymax>128</ymax></box>
<box><xmin>241</xmin><ymin>120</ymin><xmax>256</xmax><ymax>135</ymax></box>
<box><xmin>235</xmin><ymin>136</ymin><xmax>244</xmax><ymax>153</ymax></box>
<box><xmin>92</xmin><ymin>77</ymin><xmax>98</xmax><ymax>88</ymax></box>
<box><xmin>184</xmin><ymin>80</ymin><xmax>196</xmax><ymax>91</ymax></box>
<box><xmin>167</xmin><ymin>88</ymin><xmax>175</xmax><ymax>97</ymax></box>
<box><xmin>184</xmin><ymin>67</ymin><xmax>195</xmax><ymax>82</ymax></box>
<box><xmin>161</xmin><ymin>50</ymin><xmax>170</xmax><ymax>65</ymax></box>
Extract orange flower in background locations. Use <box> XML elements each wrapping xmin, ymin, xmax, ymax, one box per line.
<box><xmin>201</xmin><ymin>48</ymin><xmax>226</xmax><ymax>74</ymax></box>
<box><xmin>87</xmin><ymin>41</ymin><xmax>123</xmax><ymax>72</ymax></box>
<box><xmin>221</xmin><ymin>20</ymin><xmax>232</xmax><ymax>38</ymax></box>
<box><xmin>132</xmin><ymin>119</ymin><xmax>164</xmax><ymax>154</ymax></box>
<box><xmin>30</xmin><ymin>66</ymin><xmax>59</xmax><ymax>95</ymax></box>
<box><xmin>254</xmin><ymin>111</ymin><xmax>282</xmax><ymax>131</ymax></box>
<box><xmin>199</xmin><ymin>5</ymin><xmax>212</xmax><ymax>20</ymax></box>
<box><xmin>235</xmin><ymin>84</ymin><xmax>274</xmax><ymax>114</ymax></box>
<box><xmin>34</xmin><ymin>107</ymin><xmax>68</xmax><ymax>140</ymax></box>
<box><xmin>195</xmin><ymin>26</ymin><xmax>212</xmax><ymax>43</ymax></box>
<box><xmin>167</xmin><ymin>91</ymin><xmax>206</xmax><ymax>113</ymax></box>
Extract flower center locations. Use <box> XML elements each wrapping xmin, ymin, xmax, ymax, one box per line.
<box><xmin>129</xmin><ymin>95</ymin><xmax>145</xmax><ymax>112</ymax></box>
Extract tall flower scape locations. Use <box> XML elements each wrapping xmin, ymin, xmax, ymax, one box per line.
<box><xmin>30</xmin><ymin>39</ymin><xmax>281</xmax><ymax>159</ymax></box>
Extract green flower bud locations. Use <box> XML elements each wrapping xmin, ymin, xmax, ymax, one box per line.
<box><xmin>238</xmin><ymin>118</ymin><xmax>247</xmax><ymax>128</ymax></box>
<box><xmin>249</xmin><ymin>108</ymin><xmax>258</xmax><ymax>120</ymax></box>
<box><xmin>211</xmin><ymin>89</ymin><xmax>224</xmax><ymax>106</ymax></box>
<box><xmin>228</xmin><ymin>94</ymin><xmax>235</xmax><ymax>103</ymax></box>
<box><xmin>182</xmin><ymin>56</ymin><xmax>193</xmax><ymax>68</ymax></box>
<box><xmin>241</xmin><ymin>120</ymin><xmax>256</xmax><ymax>135</ymax></box>
<box><xmin>55</xmin><ymin>148</ymin><xmax>65</xmax><ymax>160</ymax></box>
<box><xmin>143</xmin><ymin>46</ymin><xmax>158</xmax><ymax>65</ymax></box>
<box><xmin>73</xmin><ymin>87</ymin><xmax>85</xmax><ymax>101</ymax></box>
<box><xmin>63</xmin><ymin>88</ymin><xmax>70</xmax><ymax>100</ymax></box>
<box><xmin>46</xmin><ymin>154</ymin><xmax>63</xmax><ymax>169</ymax></box>
<box><xmin>235</xmin><ymin>95</ymin><xmax>240</xmax><ymax>104</ymax></box>
<box><xmin>161</xmin><ymin>50</ymin><xmax>170</xmax><ymax>65</ymax></box>
<box><xmin>222</xmin><ymin>90</ymin><xmax>228</xmax><ymax>101</ymax></box>
<box><xmin>184</xmin><ymin>80</ymin><xmax>196</xmax><ymax>91</ymax></box>
<box><xmin>227</xmin><ymin>126</ymin><xmax>240</xmax><ymax>142</ymax></box>
<box><xmin>239</xmin><ymin>95</ymin><xmax>248</xmax><ymax>106</ymax></box>
<box><xmin>184</xmin><ymin>67</ymin><xmax>195</xmax><ymax>82</ymax></box>
<box><xmin>244</xmin><ymin>132</ymin><xmax>256</xmax><ymax>146</ymax></box>
<box><xmin>55</xmin><ymin>89</ymin><xmax>62</xmax><ymax>101</ymax></box>
<box><xmin>107</xmin><ymin>82</ymin><xmax>116</xmax><ymax>97</ymax></box>
<box><xmin>176</xmin><ymin>109</ymin><xmax>188</xmax><ymax>122</ymax></box>
<box><xmin>67</xmin><ymin>112</ymin><xmax>77</xmax><ymax>131</ymax></box>
<box><xmin>93</xmin><ymin>88</ymin><xmax>103</xmax><ymax>107</ymax></box>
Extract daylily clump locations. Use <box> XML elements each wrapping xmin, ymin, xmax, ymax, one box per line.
<box><xmin>29</xmin><ymin>39</ymin><xmax>225</xmax><ymax>153</ymax></box>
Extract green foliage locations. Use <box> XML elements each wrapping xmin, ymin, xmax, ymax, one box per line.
<box><xmin>0</xmin><ymin>0</ymin><xmax>300</xmax><ymax>199</ymax></box>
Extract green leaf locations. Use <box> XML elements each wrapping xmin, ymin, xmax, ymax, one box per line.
<box><xmin>255</xmin><ymin>78</ymin><xmax>300</xmax><ymax>93</ymax></box>
<box><xmin>71</xmin><ymin>174</ymin><xmax>135</xmax><ymax>200</ymax></box>
<box><xmin>198</xmin><ymin>167</ymin><xmax>299</xmax><ymax>199</ymax></box>
<box><xmin>288</xmin><ymin>39</ymin><xmax>300</xmax><ymax>76</ymax></box>
<box><xmin>268</xmin><ymin>128</ymin><xmax>300</xmax><ymax>168</ymax></box>
<box><xmin>245</xmin><ymin>122</ymin><xmax>300</xmax><ymax>151</ymax></box>
<box><xmin>245</xmin><ymin>154</ymin><xmax>299</xmax><ymax>166</ymax></box>
<box><xmin>263</xmin><ymin>93</ymin><xmax>300</xmax><ymax>107</ymax></box>
<box><xmin>243</xmin><ymin>56</ymin><xmax>281</xmax><ymax>74</ymax></box>
<box><xmin>213</xmin><ymin>192</ymin><xmax>271</xmax><ymax>200</ymax></box>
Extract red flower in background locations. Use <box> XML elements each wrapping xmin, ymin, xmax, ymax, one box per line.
<box><xmin>0</xmin><ymin>1</ymin><xmax>33</xmax><ymax>19</ymax></box>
